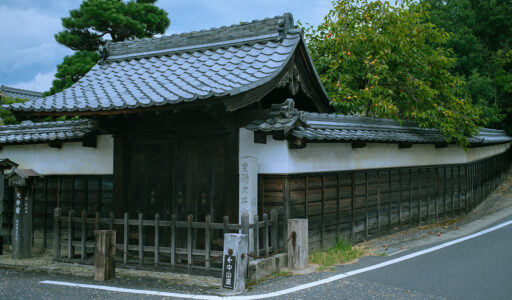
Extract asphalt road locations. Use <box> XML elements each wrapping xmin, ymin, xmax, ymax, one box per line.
<box><xmin>269</xmin><ymin>218</ymin><xmax>512</xmax><ymax>300</ymax></box>
<box><xmin>0</xmin><ymin>219</ymin><xmax>511</xmax><ymax>300</ymax></box>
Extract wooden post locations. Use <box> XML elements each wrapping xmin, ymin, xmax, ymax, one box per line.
<box><xmin>305</xmin><ymin>176</ymin><xmax>309</xmax><ymax>220</ymax></box>
<box><xmin>123</xmin><ymin>212</ymin><xmax>128</xmax><ymax>265</ymax></box>
<box><xmin>171</xmin><ymin>214</ymin><xmax>176</xmax><ymax>265</ymax></box>
<box><xmin>154</xmin><ymin>213</ymin><xmax>159</xmax><ymax>265</ymax></box>
<box><xmin>365</xmin><ymin>172</ymin><xmax>369</xmax><ymax>240</ymax></box>
<box><xmin>417</xmin><ymin>169</ymin><xmax>422</xmax><ymax>225</ymax></box>
<box><xmin>205</xmin><ymin>215</ymin><xmax>211</xmax><ymax>269</ymax></box>
<box><xmin>253</xmin><ymin>214</ymin><xmax>259</xmax><ymax>256</ymax></box>
<box><xmin>427</xmin><ymin>168</ymin><xmax>431</xmax><ymax>224</ymax></box>
<box><xmin>95</xmin><ymin>211</ymin><xmax>99</xmax><ymax>232</ymax></box>
<box><xmin>409</xmin><ymin>169</ymin><xmax>412</xmax><ymax>228</ymax></box>
<box><xmin>287</xmin><ymin>219</ymin><xmax>308</xmax><ymax>270</ymax></box>
<box><xmin>94</xmin><ymin>230</ymin><xmax>116</xmax><ymax>281</ymax></box>
<box><xmin>81</xmin><ymin>210</ymin><xmax>86</xmax><ymax>261</ymax></box>
<box><xmin>451</xmin><ymin>167</ymin><xmax>455</xmax><ymax>217</ymax></box>
<box><xmin>109</xmin><ymin>212</ymin><xmax>114</xmax><ymax>230</ymax></box>
<box><xmin>53</xmin><ymin>208</ymin><xmax>61</xmax><ymax>261</ymax></box>
<box><xmin>398</xmin><ymin>170</ymin><xmax>402</xmax><ymax>231</ymax></box>
<box><xmin>284</xmin><ymin>177</ymin><xmax>290</xmax><ymax>250</ymax></box>
<box><xmin>321</xmin><ymin>176</ymin><xmax>325</xmax><ymax>251</ymax></box>
<box><xmin>435</xmin><ymin>168</ymin><xmax>439</xmax><ymax>223</ymax></box>
<box><xmin>68</xmin><ymin>209</ymin><xmax>74</xmax><ymax>260</ymax></box>
<box><xmin>351</xmin><ymin>173</ymin><xmax>356</xmax><ymax>243</ymax></box>
<box><xmin>377</xmin><ymin>171</ymin><xmax>381</xmax><ymax>237</ymax></box>
<box><xmin>138</xmin><ymin>212</ymin><xmax>143</xmax><ymax>265</ymax></box>
<box><xmin>241</xmin><ymin>213</ymin><xmax>249</xmax><ymax>237</ymax></box>
<box><xmin>12</xmin><ymin>185</ymin><xmax>34</xmax><ymax>259</ymax></box>
<box><xmin>271</xmin><ymin>209</ymin><xmax>278</xmax><ymax>252</ymax></box>
<box><xmin>187</xmin><ymin>214</ymin><xmax>193</xmax><ymax>268</ymax></box>
<box><xmin>43</xmin><ymin>178</ymin><xmax>48</xmax><ymax>249</ymax></box>
<box><xmin>388</xmin><ymin>171</ymin><xmax>392</xmax><ymax>233</ymax></box>
<box><xmin>263</xmin><ymin>213</ymin><xmax>269</xmax><ymax>257</ymax></box>
<box><xmin>336</xmin><ymin>175</ymin><xmax>340</xmax><ymax>239</ymax></box>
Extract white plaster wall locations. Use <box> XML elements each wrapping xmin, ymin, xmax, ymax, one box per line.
<box><xmin>0</xmin><ymin>134</ymin><xmax>113</xmax><ymax>175</ymax></box>
<box><xmin>239</xmin><ymin>128</ymin><xmax>511</xmax><ymax>174</ymax></box>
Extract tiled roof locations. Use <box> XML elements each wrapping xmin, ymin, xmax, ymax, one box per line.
<box><xmin>0</xmin><ymin>85</ymin><xmax>43</xmax><ymax>102</ymax></box>
<box><xmin>0</xmin><ymin>120</ymin><xmax>95</xmax><ymax>145</ymax></box>
<box><xmin>9</xmin><ymin>14</ymin><xmax>311</xmax><ymax>114</ymax></box>
<box><xmin>247</xmin><ymin>99</ymin><xmax>512</xmax><ymax>146</ymax></box>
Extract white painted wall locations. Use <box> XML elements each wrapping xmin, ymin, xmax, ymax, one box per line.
<box><xmin>239</xmin><ymin>128</ymin><xmax>511</xmax><ymax>174</ymax></box>
<box><xmin>0</xmin><ymin>134</ymin><xmax>113</xmax><ymax>175</ymax></box>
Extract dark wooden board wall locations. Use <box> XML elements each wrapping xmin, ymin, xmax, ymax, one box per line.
<box><xmin>260</xmin><ymin>149</ymin><xmax>512</xmax><ymax>251</ymax></box>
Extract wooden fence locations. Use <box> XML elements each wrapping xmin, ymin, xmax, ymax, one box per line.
<box><xmin>260</xmin><ymin>149</ymin><xmax>512</xmax><ymax>251</ymax></box>
<box><xmin>53</xmin><ymin>209</ymin><xmax>279</xmax><ymax>273</ymax></box>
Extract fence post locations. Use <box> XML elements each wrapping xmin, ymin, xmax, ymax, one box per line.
<box><xmin>263</xmin><ymin>213</ymin><xmax>269</xmax><ymax>257</ymax></box>
<box><xmin>241</xmin><ymin>213</ymin><xmax>249</xmax><ymax>238</ymax></box>
<box><xmin>123</xmin><ymin>212</ymin><xmax>128</xmax><ymax>265</ymax></box>
<box><xmin>288</xmin><ymin>219</ymin><xmax>308</xmax><ymax>270</ymax></box>
<box><xmin>94</xmin><ymin>230</ymin><xmax>116</xmax><ymax>281</ymax></box>
<box><xmin>271</xmin><ymin>210</ymin><xmax>278</xmax><ymax>253</ymax></box>
<box><xmin>81</xmin><ymin>210</ymin><xmax>86</xmax><ymax>261</ymax></box>
<box><xmin>138</xmin><ymin>212</ymin><xmax>143</xmax><ymax>266</ymax></box>
<box><xmin>68</xmin><ymin>209</ymin><xmax>74</xmax><ymax>260</ymax></box>
<box><xmin>154</xmin><ymin>213</ymin><xmax>159</xmax><ymax>265</ymax></box>
<box><xmin>171</xmin><ymin>214</ymin><xmax>176</xmax><ymax>265</ymax></box>
<box><xmin>205</xmin><ymin>215</ymin><xmax>211</xmax><ymax>269</ymax></box>
<box><xmin>222</xmin><ymin>233</ymin><xmax>248</xmax><ymax>294</ymax></box>
<box><xmin>253</xmin><ymin>214</ymin><xmax>259</xmax><ymax>257</ymax></box>
<box><xmin>187</xmin><ymin>214</ymin><xmax>193</xmax><ymax>268</ymax></box>
<box><xmin>53</xmin><ymin>208</ymin><xmax>61</xmax><ymax>261</ymax></box>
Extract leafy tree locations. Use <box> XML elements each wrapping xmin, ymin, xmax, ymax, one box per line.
<box><xmin>0</xmin><ymin>96</ymin><xmax>28</xmax><ymax>125</ymax></box>
<box><xmin>423</xmin><ymin>0</ymin><xmax>512</xmax><ymax>130</ymax></box>
<box><xmin>303</xmin><ymin>0</ymin><xmax>481</xmax><ymax>145</ymax></box>
<box><xmin>47</xmin><ymin>0</ymin><xmax>170</xmax><ymax>95</ymax></box>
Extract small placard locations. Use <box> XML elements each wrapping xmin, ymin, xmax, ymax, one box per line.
<box><xmin>222</xmin><ymin>254</ymin><xmax>236</xmax><ymax>290</ymax></box>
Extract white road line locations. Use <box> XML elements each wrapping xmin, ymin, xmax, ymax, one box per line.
<box><xmin>41</xmin><ymin>219</ymin><xmax>512</xmax><ymax>300</ymax></box>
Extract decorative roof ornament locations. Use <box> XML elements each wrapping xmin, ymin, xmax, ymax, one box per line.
<box><xmin>98</xmin><ymin>42</ymin><xmax>110</xmax><ymax>65</ymax></box>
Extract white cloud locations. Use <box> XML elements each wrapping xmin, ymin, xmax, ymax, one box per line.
<box><xmin>12</xmin><ymin>72</ymin><xmax>55</xmax><ymax>93</ymax></box>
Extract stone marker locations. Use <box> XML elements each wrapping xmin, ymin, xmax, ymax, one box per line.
<box><xmin>239</xmin><ymin>156</ymin><xmax>257</xmax><ymax>252</ymax></box>
<box><xmin>94</xmin><ymin>230</ymin><xmax>116</xmax><ymax>281</ymax></box>
<box><xmin>288</xmin><ymin>219</ymin><xmax>308</xmax><ymax>269</ymax></box>
<box><xmin>222</xmin><ymin>233</ymin><xmax>248</xmax><ymax>294</ymax></box>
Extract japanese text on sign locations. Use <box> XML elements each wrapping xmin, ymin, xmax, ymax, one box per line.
<box><xmin>222</xmin><ymin>255</ymin><xmax>236</xmax><ymax>289</ymax></box>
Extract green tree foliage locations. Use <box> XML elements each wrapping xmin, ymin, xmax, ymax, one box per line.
<box><xmin>47</xmin><ymin>0</ymin><xmax>170</xmax><ymax>95</ymax></box>
<box><xmin>45</xmin><ymin>51</ymin><xmax>100</xmax><ymax>96</ymax></box>
<box><xmin>0</xmin><ymin>96</ymin><xmax>28</xmax><ymax>125</ymax></box>
<box><xmin>423</xmin><ymin>0</ymin><xmax>512</xmax><ymax>130</ymax></box>
<box><xmin>303</xmin><ymin>0</ymin><xmax>480</xmax><ymax>145</ymax></box>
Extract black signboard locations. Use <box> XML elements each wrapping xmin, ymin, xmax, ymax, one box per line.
<box><xmin>222</xmin><ymin>254</ymin><xmax>236</xmax><ymax>290</ymax></box>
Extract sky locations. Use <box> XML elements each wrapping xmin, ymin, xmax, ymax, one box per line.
<box><xmin>0</xmin><ymin>0</ymin><xmax>332</xmax><ymax>92</ymax></box>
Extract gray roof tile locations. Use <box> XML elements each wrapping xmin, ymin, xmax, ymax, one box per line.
<box><xmin>247</xmin><ymin>99</ymin><xmax>512</xmax><ymax>146</ymax></box>
<box><xmin>9</xmin><ymin>13</ymin><xmax>301</xmax><ymax>114</ymax></box>
<box><xmin>0</xmin><ymin>120</ymin><xmax>95</xmax><ymax>145</ymax></box>
<box><xmin>0</xmin><ymin>86</ymin><xmax>43</xmax><ymax>102</ymax></box>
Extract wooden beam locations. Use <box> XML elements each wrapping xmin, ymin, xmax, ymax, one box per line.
<box><xmin>49</xmin><ymin>141</ymin><xmax>62</xmax><ymax>149</ymax></box>
<box><xmin>398</xmin><ymin>143</ymin><xmax>412</xmax><ymax>149</ymax></box>
<box><xmin>288</xmin><ymin>137</ymin><xmax>306</xmax><ymax>149</ymax></box>
<box><xmin>82</xmin><ymin>134</ymin><xmax>97</xmax><ymax>148</ymax></box>
<box><xmin>253</xmin><ymin>132</ymin><xmax>267</xmax><ymax>144</ymax></box>
<box><xmin>352</xmin><ymin>141</ymin><xmax>366</xmax><ymax>149</ymax></box>
<box><xmin>272</xmin><ymin>132</ymin><xmax>285</xmax><ymax>141</ymax></box>
<box><xmin>435</xmin><ymin>143</ymin><xmax>448</xmax><ymax>148</ymax></box>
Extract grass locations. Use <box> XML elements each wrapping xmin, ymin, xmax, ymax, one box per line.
<box><xmin>246</xmin><ymin>270</ymin><xmax>291</xmax><ymax>289</ymax></box>
<box><xmin>309</xmin><ymin>238</ymin><xmax>369</xmax><ymax>269</ymax></box>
